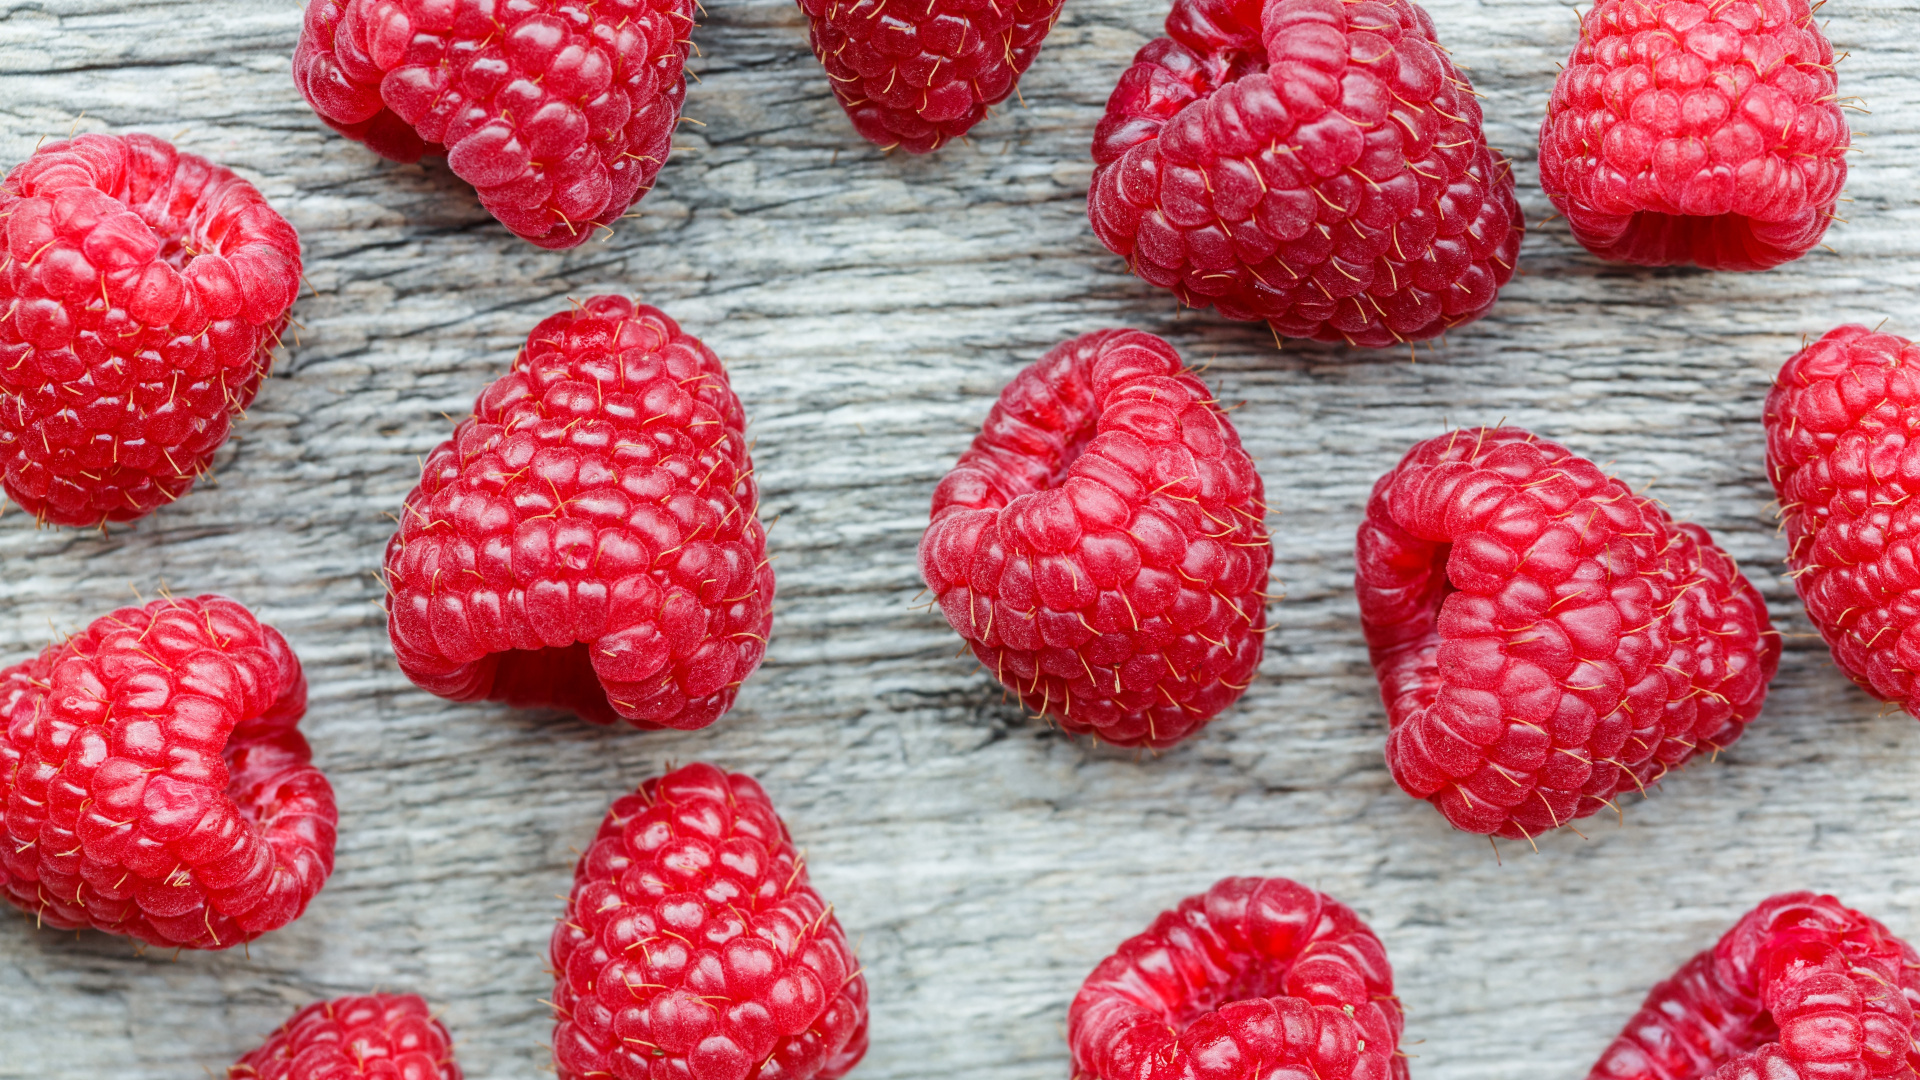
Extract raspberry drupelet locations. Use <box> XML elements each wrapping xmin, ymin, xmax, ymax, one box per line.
<box><xmin>294</xmin><ymin>0</ymin><xmax>695</xmax><ymax>250</ymax></box>
<box><xmin>550</xmin><ymin>763</ymin><xmax>868</xmax><ymax>1080</ymax></box>
<box><xmin>0</xmin><ymin>133</ymin><xmax>302</xmax><ymax>527</ymax></box>
<box><xmin>1088</xmin><ymin>0</ymin><xmax>1523</xmax><ymax>348</ymax></box>
<box><xmin>1590</xmin><ymin>892</ymin><xmax>1920</xmax><ymax>1080</ymax></box>
<box><xmin>798</xmin><ymin>0</ymin><xmax>1064</xmax><ymax>153</ymax></box>
<box><xmin>919</xmin><ymin>329</ymin><xmax>1272</xmax><ymax>750</ymax></box>
<box><xmin>384</xmin><ymin>295</ymin><xmax>772</xmax><ymax>731</ymax></box>
<box><xmin>1765</xmin><ymin>326</ymin><xmax>1920</xmax><ymax>715</ymax></box>
<box><xmin>1356</xmin><ymin>427</ymin><xmax>1779</xmax><ymax>840</ymax></box>
<box><xmin>1540</xmin><ymin>0</ymin><xmax>1850</xmax><ymax>271</ymax></box>
<box><xmin>0</xmin><ymin>596</ymin><xmax>335</xmax><ymax>949</ymax></box>
<box><xmin>231</xmin><ymin>994</ymin><xmax>462</xmax><ymax>1080</ymax></box>
<box><xmin>1070</xmin><ymin>877</ymin><xmax>1406</xmax><ymax>1080</ymax></box>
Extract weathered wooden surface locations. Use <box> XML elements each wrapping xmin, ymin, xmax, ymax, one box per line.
<box><xmin>3</xmin><ymin>0</ymin><xmax>1920</xmax><ymax>1077</ymax></box>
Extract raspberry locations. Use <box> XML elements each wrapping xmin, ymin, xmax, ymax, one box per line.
<box><xmin>294</xmin><ymin>0</ymin><xmax>694</xmax><ymax>250</ymax></box>
<box><xmin>1540</xmin><ymin>0</ymin><xmax>1850</xmax><ymax>272</ymax></box>
<box><xmin>1356</xmin><ymin>427</ymin><xmax>1779</xmax><ymax>840</ymax></box>
<box><xmin>1589</xmin><ymin>892</ymin><xmax>1920</xmax><ymax>1080</ymax></box>
<box><xmin>0</xmin><ymin>595</ymin><xmax>335</xmax><ymax>948</ymax></box>
<box><xmin>798</xmin><ymin>0</ymin><xmax>1064</xmax><ymax>153</ymax></box>
<box><xmin>384</xmin><ymin>296</ymin><xmax>771</xmax><ymax>731</ymax></box>
<box><xmin>230</xmin><ymin>994</ymin><xmax>461</xmax><ymax>1080</ymax></box>
<box><xmin>1764</xmin><ymin>326</ymin><xmax>1920</xmax><ymax>714</ymax></box>
<box><xmin>918</xmin><ymin>329</ymin><xmax>1271</xmax><ymax>749</ymax></box>
<box><xmin>549</xmin><ymin>762</ymin><xmax>868</xmax><ymax>1080</ymax></box>
<box><xmin>1069</xmin><ymin>877</ymin><xmax>1406</xmax><ymax>1080</ymax></box>
<box><xmin>1087</xmin><ymin>0</ymin><xmax>1523</xmax><ymax>349</ymax></box>
<box><xmin>0</xmin><ymin>133</ymin><xmax>302</xmax><ymax>526</ymax></box>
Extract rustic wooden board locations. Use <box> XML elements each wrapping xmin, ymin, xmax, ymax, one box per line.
<box><xmin>5</xmin><ymin>1</ymin><xmax>1920</xmax><ymax>1077</ymax></box>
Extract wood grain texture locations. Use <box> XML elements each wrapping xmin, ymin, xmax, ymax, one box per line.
<box><xmin>3</xmin><ymin>0</ymin><xmax>1920</xmax><ymax>1077</ymax></box>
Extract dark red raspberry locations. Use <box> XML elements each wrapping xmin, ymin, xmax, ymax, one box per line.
<box><xmin>384</xmin><ymin>296</ymin><xmax>771</xmax><ymax>732</ymax></box>
<box><xmin>798</xmin><ymin>0</ymin><xmax>1064</xmax><ymax>153</ymax></box>
<box><xmin>0</xmin><ymin>595</ymin><xmax>335</xmax><ymax>948</ymax></box>
<box><xmin>231</xmin><ymin>993</ymin><xmax>461</xmax><ymax>1080</ymax></box>
<box><xmin>1356</xmin><ymin>427</ymin><xmax>1779</xmax><ymax>840</ymax></box>
<box><xmin>1590</xmin><ymin>892</ymin><xmax>1920</xmax><ymax>1080</ymax></box>
<box><xmin>550</xmin><ymin>762</ymin><xmax>868</xmax><ymax>1080</ymax></box>
<box><xmin>1087</xmin><ymin>0</ymin><xmax>1523</xmax><ymax>349</ymax></box>
<box><xmin>294</xmin><ymin>0</ymin><xmax>693</xmax><ymax>250</ymax></box>
<box><xmin>1070</xmin><ymin>877</ymin><xmax>1406</xmax><ymax>1080</ymax></box>
<box><xmin>1540</xmin><ymin>0</ymin><xmax>1849</xmax><ymax>271</ymax></box>
<box><xmin>919</xmin><ymin>329</ymin><xmax>1271</xmax><ymax>749</ymax></box>
<box><xmin>0</xmin><ymin>133</ymin><xmax>301</xmax><ymax>526</ymax></box>
<box><xmin>1764</xmin><ymin>326</ymin><xmax>1920</xmax><ymax>714</ymax></box>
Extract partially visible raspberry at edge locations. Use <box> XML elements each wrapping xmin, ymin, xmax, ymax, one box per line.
<box><xmin>1540</xmin><ymin>0</ymin><xmax>1850</xmax><ymax>271</ymax></box>
<box><xmin>1589</xmin><ymin>892</ymin><xmax>1920</xmax><ymax>1080</ymax></box>
<box><xmin>384</xmin><ymin>295</ymin><xmax>773</xmax><ymax>731</ymax></box>
<box><xmin>1357</xmin><ymin>427</ymin><xmax>1779</xmax><ymax>840</ymax></box>
<box><xmin>0</xmin><ymin>133</ymin><xmax>301</xmax><ymax>526</ymax></box>
<box><xmin>919</xmin><ymin>329</ymin><xmax>1272</xmax><ymax>749</ymax></box>
<box><xmin>0</xmin><ymin>595</ymin><xmax>336</xmax><ymax>949</ymax></box>
<box><xmin>798</xmin><ymin>0</ymin><xmax>1064</xmax><ymax>153</ymax></box>
<box><xmin>1070</xmin><ymin>877</ymin><xmax>1407</xmax><ymax>1080</ymax></box>
<box><xmin>294</xmin><ymin>0</ymin><xmax>695</xmax><ymax>250</ymax></box>
<box><xmin>1088</xmin><ymin>0</ymin><xmax>1523</xmax><ymax>349</ymax></box>
<box><xmin>550</xmin><ymin>762</ymin><xmax>868</xmax><ymax>1080</ymax></box>
<box><xmin>231</xmin><ymin>993</ymin><xmax>461</xmax><ymax>1080</ymax></box>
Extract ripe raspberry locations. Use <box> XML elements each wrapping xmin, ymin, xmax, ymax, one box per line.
<box><xmin>1764</xmin><ymin>326</ymin><xmax>1920</xmax><ymax>714</ymax></box>
<box><xmin>294</xmin><ymin>0</ymin><xmax>694</xmax><ymax>250</ymax></box>
<box><xmin>1069</xmin><ymin>877</ymin><xmax>1406</xmax><ymax>1080</ymax></box>
<box><xmin>798</xmin><ymin>0</ymin><xmax>1064</xmax><ymax>153</ymax></box>
<box><xmin>549</xmin><ymin>762</ymin><xmax>868</xmax><ymax>1080</ymax></box>
<box><xmin>0</xmin><ymin>133</ymin><xmax>302</xmax><ymax>526</ymax></box>
<box><xmin>1356</xmin><ymin>427</ymin><xmax>1779</xmax><ymax>840</ymax></box>
<box><xmin>1589</xmin><ymin>892</ymin><xmax>1920</xmax><ymax>1080</ymax></box>
<box><xmin>385</xmin><ymin>296</ymin><xmax>771</xmax><ymax>731</ymax></box>
<box><xmin>919</xmin><ymin>329</ymin><xmax>1271</xmax><ymax>749</ymax></box>
<box><xmin>1087</xmin><ymin>0</ymin><xmax>1523</xmax><ymax>349</ymax></box>
<box><xmin>1540</xmin><ymin>0</ymin><xmax>1850</xmax><ymax>272</ymax></box>
<box><xmin>231</xmin><ymin>994</ymin><xmax>461</xmax><ymax>1080</ymax></box>
<box><xmin>0</xmin><ymin>595</ymin><xmax>336</xmax><ymax>949</ymax></box>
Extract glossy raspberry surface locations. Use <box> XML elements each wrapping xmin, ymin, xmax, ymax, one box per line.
<box><xmin>1088</xmin><ymin>0</ymin><xmax>1522</xmax><ymax>348</ymax></box>
<box><xmin>0</xmin><ymin>596</ymin><xmax>335</xmax><ymax>948</ymax></box>
<box><xmin>0</xmin><ymin>133</ymin><xmax>301</xmax><ymax>526</ymax></box>
<box><xmin>1765</xmin><ymin>326</ymin><xmax>1920</xmax><ymax>714</ymax></box>
<box><xmin>919</xmin><ymin>329</ymin><xmax>1271</xmax><ymax>749</ymax></box>
<box><xmin>385</xmin><ymin>295</ymin><xmax>771</xmax><ymax>731</ymax></box>
<box><xmin>798</xmin><ymin>0</ymin><xmax>1063</xmax><ymax>152</ymax></box>
<box><xmin>1540</xmin><ymin>0</ymin><xmax>1849</xmax><ymax>271</ymax></box>
<box><xmin>550</xmin><ymin>763</ymin><xmax>868</xmax><ymax>1080</ymax></box>
<box><xmin>1070</xmin><ymin>877</ymin><xmax>1406</xmax><ymax>1080</ymax></box>
<box><xmin>1356</xmin><ymin>427</ymin><xmax>1779</xmax><ymax>840</ymax></box>
<box><xmin>231</xmin><ymin>993</ymin><xmax>461</xmax><ymax>1080</ymax></box>
<box><xmin>294</xmin><ymin>0</ymin><xmax>694</xmax><ymax>249</ymax></box>
<box><xmin>1590</xmin><ymin>892</ymin><xmax>1920</xmax><ymax>1080</ymax></box>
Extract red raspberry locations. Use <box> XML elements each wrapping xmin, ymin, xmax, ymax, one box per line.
<box><xmin>1356</xmin><ymin>427</ymin><xmax>1779</xmax><ymax>840</ymax></box>
<box><xmin>230</xmin><ymin>993</ymin><xmax>461</xmax><ymax>1080</ymax></box>
<box><xmin>0</xmin><ymin>595</ymin><xmax>336</xmax><ymax>948</ymax></box>
<box><xmin>918</xmin><ymin>329</ymin><xmax>1271</xmax><ymax>749</ymax></box>
<box><xmin>1764</xmin><ymin>326</ymin><xmax>1920</xmax><ymax>714</ymax></box>
<box><xmin>384</xmin><ymin>296</ymin><xmax>771</xmax><ymax>731</ymax></box>
<box><xmin>549</xmin><ymin>762</ymin><xmax>868</xmax><ymax>1080</ymax></box>
<box><xmin>1069</xmin><ymin>877</ymin><xmax>1406</xmax><ymax>1080</ymax></box>
<box><xmin>798</xmin><ymin>0</ymin><xmax>1064</xmax><ymax>153</ymax></box>
<box><xmin>1087</xmin><ymin>0</ymin><xmax>1523</xmax><ymax>349</ymax></box>
<box><xmin>294</xmin><ymin>0</ymin><xmax>693</xmax><ymax>250</ymax></box>
<box><xmin>0</xmin><ymin>133</ymin><xmax>301</xmax><ymax>526</ymax></box>
<box><xmin>1589</xmin><ymin>892</ymin><xmax>1920</xmax><ymax>1080</ymax></box>
<box><xmin>1540</xmin><ymin>0</ymin><xmax>1849</xmax><ymax>272</ymax></box>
